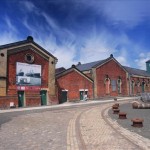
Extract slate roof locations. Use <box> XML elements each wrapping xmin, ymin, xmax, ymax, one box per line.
<box><xmin>76</xmin><ymin>57</ymin><xmax>150</xmax><ymax>77</ymax></box>
<box><xmin>55</xmin><ymin>67</ymin><xmax>66</xmax><ymax>75</ymax></box>
<box><xmin>0</xmin><ymin>36</ymin><xmax>57</xmax><ymax>60</ymax></box>
<box><xmin>146</xmin><ymin>60</ymin><xmax>150</xmax><ymax>63</ymax></box>
<box><xmin>76</xmin><ymin>60</ymin><xmax>105</xmax><ymax>71</ymax></box>
<box><xmin>56</xmin><ymin>65</ymin><xmax>93</xmax><ymax>82</ymax></box>
<box><xmin>123</xmin><ymin>66</ymin><xmax>150</xmax><ymax>77</ymax></box>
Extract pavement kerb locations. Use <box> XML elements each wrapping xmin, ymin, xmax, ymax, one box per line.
<box><xmin>0</xmin><ymin>97</ymin><xmax>139</xmax><ymax>114</ymax></box>
<box><xmin>104</xmin><ymin>106</ymin><xmax>150</xmax><ymax>150</ymax></box>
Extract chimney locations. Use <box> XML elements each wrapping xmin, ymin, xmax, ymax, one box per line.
<box><xmin>77</xmin><ymin>62</ymin><xmax>81</xmax><ymax>66</ymax></box>
<box><xmin>27</xmin><ymin>36</ymin><xmax>34</xmax><ymax>42</ymax></box>
<box><xmin>146</xmin><ymin>60</ymin><xmax>150</xmax><ymax>73</ymax></box>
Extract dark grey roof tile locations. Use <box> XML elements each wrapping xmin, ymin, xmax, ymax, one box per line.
<box><xmin>76</xmin><ymin>60</ymin><xmax>104</xmax><ymax>71</ymax></box>
<box><xmin>123</xmin><ymin>66</ymin><xmax>150</xmax><ymax>77</ymax></box>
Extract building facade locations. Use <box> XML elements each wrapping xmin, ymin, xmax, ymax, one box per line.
<box><xmin>76</xmin><ymin>54</ymin><xmax>150</xmax><ymax>98</ymax></box>
<box><xmin>0</xmin><ymin>36</ymin><xmax>58</xmax><ymax>108</ymax></box>
<box><xmin>57</xmin><ymin>54</ymin><xmax>150</xmax><ymax>102</ymax></box>
<box><xmin>1</xmin><ymin>37</ymin><xmax>150</xmax><ymax>106</ymax></box>
<box><xmin>56</xmin><ymin>65</ymin><xmax>94</xmax><ymax>103</ymax></box>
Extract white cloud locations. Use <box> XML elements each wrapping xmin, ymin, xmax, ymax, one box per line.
<box><xmin>41</xmin><ymin>12</ymin><xmax>59</xmax><ymax>31</ymax></box>
<box><xmin>1</xmin><ymin>0</ymin><xmax>149</xmax><ymax>71</ymax></box>
<box><xmin>0</xmin><ymin>32</ymin><xmax>18</xmax><ymax>45</ymax></box>
<box><xmin>79</xmin><ymin>28</ymin><xmax>132</xmax><ymax>67</ymax></box>
<box><xmin>30</xmin><ymin>33</ymin><xmax>77</xmax><ymax>69</ymax></box>
<box><xmin>135</xmin><ymin>52</ymin><xmax>150</xmax><ymax>70</ymax></box>
<box><xmin>4</xmin><ymin>16</ymin><xmax>18</xmax><ymax>33</ymax></box>
<box><xmin>0</xmin><ymin>16</ymin><xmax>19</xmax><ymax>45</ymax></box>
<box><xmin>20</xmin><ymin>1</ymin><xmax>38</xmax><ymax>12</ymax></box>
<box><xmin>81</xmin><ymin>0</ymin><xmax>150</xmax><ymax>28</ymax></box>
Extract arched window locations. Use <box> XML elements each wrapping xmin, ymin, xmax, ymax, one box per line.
<box><xmin>137</xmin><ymin>81</ymin><xmax>141</xmax><ymax>93</ymax></box>
<box><xmin>148</xmin><ymin>80</ymin><xmax>150</xmax><ymax>92</ymax></box>
<box><xmin>141</xmin><ymin>81</ymin><xmax>145</xmax><ymax>93</ymax></box>
<box><xmin>117</xmin><ymin>78</ymin><xmax>122</xmax><ymax>94</ymax></box>
<box><xmin>131</xmin><ymin>80</ymin><xmax>135</xmax><ymax>95</ymax></box>
<box><xmin>104</xmin><ymin>78</ymin><xmax>110</xmax><ymax>94</ymax></box>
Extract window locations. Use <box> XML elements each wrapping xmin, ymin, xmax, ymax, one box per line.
<box><xmin>25</xmin><ymin>53</ymin><xmax>34</xmax><ymax>63</ymax></box>
<box><xmin>117</xmin><ymin>79</ymin><xmax>122</xmax><ymax>94</ymax></box>
<box><xmin>105</xmin><ymin>78</ymin><xmax>110</xmax><ymax>94</ymax></box>
<box><xmin>131</xmin><ymin>80</ymin><xmax>135</xmax><ymax>95</ymax></box>
<box><xmin>111</xmin><ymin>80</ymin><xmax>116</xmax><ymax>91</ymax></box>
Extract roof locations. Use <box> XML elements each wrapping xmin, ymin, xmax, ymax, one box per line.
<box><xmin>55</xmin><ymin>67</ymin><xmax>66</xmax><ymax>75</ymax></box>
<box><xmin>0</xmin><ymin>36</ymin><xmax>57</xmax><ymax>60</ymax></box>
<box><xmin>146</xmin><ymin>60</ymin><xmax>150</xmax><ymax>63</ymax></box>
<box><xmin>76</xmin><ymin>60</ymin><xmax>104</xmax><ymax>71</ymax></box>
<box><xmin>76</xmin><ymin>54</ymin><xmax>115</xmax><ymax>71</ymax></box>
<box><xmin>56</xmin><ymin>65</ymin><xmax>93</xmax><ymax>82</ymax></box>
<box><xmin>123</xmin><ymin>66</ymin><xmax>150</xmax><ymax>77</ymax></box>
<box><xmin>76</xmin><ymin>55</ymin><xmax>150</xmax><ymax>77</ymax></box>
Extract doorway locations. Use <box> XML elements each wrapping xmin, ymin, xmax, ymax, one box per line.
<box><xmin>40</xmin><ymin>90</ymin><xmax>47</xmax><ymax>105</ymax></box>
<box><xmin>18</xmin><ymin>91</ymin><xmax>24</xmax><ymax>107</ymax></box>
<box><xmin>141</xmin><ymin>82</ymin><xmax>145</xmax><ymax>93</ymax></box>
<box><xmin>80</xmin><ymin>90</ymin><xmax>88</xmax><ymax>100</ymax></box>
<box><xmin>60</xmin><ymin>91</ymin><xmax>67</xmax><ymax>103</ymax></box>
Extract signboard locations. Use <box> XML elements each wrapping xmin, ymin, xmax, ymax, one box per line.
<box><xmin>16</xmin><ymin>62</ymin><xmax>41</xmax><ymax>86</ymax></box>
<box><xmin>17</xmin><ymin>86</ymin><xmax>41</xmax><ymax>91</ymax></box>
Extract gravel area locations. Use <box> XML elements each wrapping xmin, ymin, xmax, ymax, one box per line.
<box><xmin>108</xmin><ymin>102</ymin><xmax>150</xmax><ymax>139</ymax></box>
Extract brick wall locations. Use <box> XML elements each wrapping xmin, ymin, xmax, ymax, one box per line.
<box><xmin>7</xmin><ymin>49</ymin><xmax>49</xmax><ymax>96</ymax></box>
<box><xmin>96</xmin><ymin>59</ymin><xmax>128</xmax><ymax>97</ymax></box>
<box><xmin>0</xmin><ymin>95</ymin><xmax>18</xmax><ymax>109</ymax></box>
<box><xmin>57</xmin><ymin>69</ymin><xmax>93</xmax><ymax>102</ymax></box>
<box><xmin>130</xmin><ymin>77</ymin><xmax>150</xmax><ymax>95</ymax></box>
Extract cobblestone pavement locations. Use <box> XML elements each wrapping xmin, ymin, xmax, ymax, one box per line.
<box><xmin>0</xmin><ymin>108</ymin><xmax>82</xmax><ymax>150</ymax></box>
<box><xmin>78</xmin><ymin>104</ymin><xmax>141</xmax><ymax>150</ymax></box>
<box><xmin>0</xmin><ymin>101</ymin><xmax>149</xmax><ymax>150</ymax></box>
<box><xmin>107</xmin><ymin>102</ymin><xmax>150</xmax><ymax>150</ymax></box>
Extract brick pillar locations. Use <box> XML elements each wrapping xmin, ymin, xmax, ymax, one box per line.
<box><xmin>92</xmin><ymin>68</ymin><xmax>97</xmax><ymax>99</ymax></box>
<box><xmin>0</xmin><ymin>49</ymin><xmax>7</xmax><ymax>96</ymax></box>
<box><xmin>48</xmin><ymin>57</ymin><xmax>56</xmax><ymax>95</ymax></box>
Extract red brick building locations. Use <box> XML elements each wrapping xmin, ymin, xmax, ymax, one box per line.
<box><xmin>57</xmin><ymin>54</ymin><xmax>150</xmax><ymax>102</ymax></box>
<box><xmin>56</xmin><ymin>65</ymin><xmax>93</xmax><ymax>103</ymax></box>
<box><xmin>76</xmin><ymin>54</ymin><xmax>150</xmax><ymax>98</ymax></box>
<box><xmin>1</xmin><ymin>37</ymin><xmax>150</xmax><ymax>106</ymax></box>
<box><xmin>0</xmin><ymin>36</ymin><xmax>58</xmax><ymax>108</ymax></box>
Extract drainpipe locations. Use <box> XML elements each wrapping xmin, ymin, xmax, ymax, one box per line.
<box><xmin>128</xmin><ymin>73</ymin><xmax>131</xmax><ymax>96</ymax></box>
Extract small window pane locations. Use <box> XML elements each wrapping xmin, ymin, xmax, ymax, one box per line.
<box><xmin>111</xmin><ymin>80</ymin><xmax>116</xmax><ymax>91</ymax></box>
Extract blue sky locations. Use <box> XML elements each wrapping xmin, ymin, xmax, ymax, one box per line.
<box><xmin>0</xmin><ymin>0</ymin><xmax>150</xmax><ymax>69</ymax></box>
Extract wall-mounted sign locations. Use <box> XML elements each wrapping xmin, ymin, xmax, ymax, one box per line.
<box><xmin>17</xmin><ymin>86</ymin><xmax>41</xmax><ymax>91</ymax></box>
<box><xmin>16</xmin><ymin>62</ymin><xmax>41</xmax><ymax>86</ymax></box>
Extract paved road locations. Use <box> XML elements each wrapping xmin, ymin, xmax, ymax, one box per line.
<box><xmin>0</xmin><ymin>101</ymin><xmax>149</xmax><ymax>150</ymax></box>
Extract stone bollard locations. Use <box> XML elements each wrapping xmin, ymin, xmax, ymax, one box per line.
<box><xmin>114</xmin><ymin>97</ymin><xmax>117</xmax><ymax>101</ymax></box>
<box><xmin>131</xmin><ymin>118</ymin><xmax>144</xmax><ymax>127</ymax></box>
<box><xmin>119</xmin><ymin>112</ymin><xmax>127</xmax><ymax>119</ymax></box>
<box><xmin>132</xmin><ymin>101</ymin><xmax>140</xmax><ymax>109</ymax></box>
<box><xmin>113</xmin><ymin>109</ymin><xmax>120</xmax><ymax>114</ymax></box>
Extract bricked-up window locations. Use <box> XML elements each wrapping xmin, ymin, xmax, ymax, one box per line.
<box><xmin>117</xmin><ymin>79</ymin><xmax>122</xmax><ymax>94</ymax></box>
<box><xmin>105</xmin><ymin>78</ymin><xmax>110</xmax><ymax>94</ymax></box>
<box><xmin>111</xmin><ymin>80</ymin><xmax>116</xmax><ymax>91</ymax></box>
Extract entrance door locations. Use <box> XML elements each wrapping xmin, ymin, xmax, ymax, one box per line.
<box><xmin>80</xmin><ymin>91</ymin><xmax>88</xmax><ymax>100</ymax></box>
<box><xmin>18</xmin><ymin>91</ymin><xmax>24</xmax><ymax>107</ymax></box>
<box><xmin>40</xmin><ymin>90</ymin><xmax>47</xmax><ymax>105</ymax></box>
<box><xmin>60</xmin><ymin>91</ymin><xmax>67</xmax><ymax>103</ymax></box>
<box><xmin>80</xmin><ymin>91</ymin><xmax>84</xmax><ymax>100</ymax></box>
